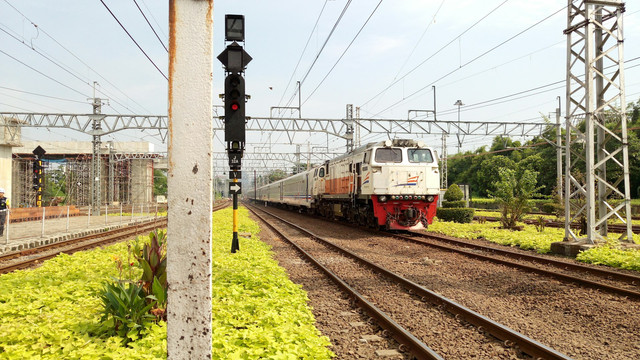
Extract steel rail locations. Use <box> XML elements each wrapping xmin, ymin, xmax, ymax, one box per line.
<box><xmin>250</xmin><ymin>205</ymin><xmax>571</xmax><ymax>360</ymax></box>
<box><xmin>404</xmin><ymin>231</ymin><xmax>640</xmax><ymax>294</ymax></box>
<box><xmin>0</xmin><ymin>218</ymin><xmax>167</xmax><ymax>274</ymax></box>
<box><xmin>248</xmin><ymin>206</ymin><xmax>443</xmax><ymax>360</ymax></box>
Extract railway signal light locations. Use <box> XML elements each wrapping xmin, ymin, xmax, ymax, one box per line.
<box><xmin>224</xmin><ymin>73</ymin><xmax>246</xmax><ymax>144</ymax></box>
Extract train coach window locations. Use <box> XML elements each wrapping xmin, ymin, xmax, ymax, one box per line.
<box><xmin>375</xmin><ymin>148</ymin><xmax>402</xmax><ymax>163</ymax></box>
<box><xmin>408</xmin><ymin>149</ymin><xmax>434</xmax><ymax>163</ymax></box>
<box><xmin>318</xmin><ymin>168</ymin><xmax>325</xmax><ymax>177</ymax></box>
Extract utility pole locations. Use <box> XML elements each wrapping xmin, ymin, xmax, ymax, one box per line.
<box><xmin>555</xmin><ymin>97</ymin><xmax>562</xmax><ymax>201</ymax></box>
<box><xmin>91</xmin><ymin>82</ymin><xmax>104</xmax><ymax>215</ymax></box>
<box><xmin>345</xmin><ymin>104</ymin><xmax>354</xmax><ymax>153</ymax></box>
<box><xmin>454</xmin><ymin>99</ymin><xmax>464</xmax><ymax>153</ymax></box>
<box><xmin>166</xmin><ymin>1</ymin><xmax>214</xmax><ymax>358</ymax></box>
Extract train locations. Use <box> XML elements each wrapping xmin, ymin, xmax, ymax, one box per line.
<box><xmin>248</xmin><ymin>139</ymin><xmax>441</xmax><ymax>230</ymax></box>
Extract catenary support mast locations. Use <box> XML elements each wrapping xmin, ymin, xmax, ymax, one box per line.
<box><xmin>563</xmin><ymin>0</ymin><xmax>632</xmax><ymax>244</ymax></box>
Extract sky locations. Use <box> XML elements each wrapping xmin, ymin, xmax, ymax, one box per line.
<box><xmin>1</xmin><ymin>0</ymin><xmax>639</xmax><ymax>175</ymax></box>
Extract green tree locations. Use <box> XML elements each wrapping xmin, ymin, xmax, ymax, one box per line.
<box><xmin>268</xmin><ymin>169</ymin><xmax>288</xmax><ymax>183</ymax></box>
<box><xmin>490</xmin><ymin>166</ymin><xmax>541</xmax><ymax>228</ymax></box>
<box><xmin>476</xmin><ymin>155</ymin><xmax>516</xmax><ymax>197</ymax></box>
<box><xmin>44</xmin><ymin>167</ymin><xmax>66</xmax><ymax>205</ymax></box>
<box><xmin>153</xmin><ymin>169</ymin><xmax>167</xmax><ymax>196</ymax></box>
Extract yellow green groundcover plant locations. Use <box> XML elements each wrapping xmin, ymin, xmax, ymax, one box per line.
<box><xmin>428</xmin><ymin>218</ymin><xmax>640</xmax><ymax>271</ymax></box>
<box><xmin>0</xmin><ymin>207</ymin><xmax>333</xmax><ymax>359</ymax></box>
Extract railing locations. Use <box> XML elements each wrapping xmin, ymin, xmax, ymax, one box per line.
<box><xmin>2</xmin><ymin>203</ymin><xmax>167</xmax><ymax>246</ymax></box>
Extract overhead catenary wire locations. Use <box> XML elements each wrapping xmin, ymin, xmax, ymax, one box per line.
<box><xmin>302</xmin><ymin>0</ymin><xmax>384</xmax><ymax>105</ymax></box>
<box><xmin>359</xmin><ymin>0</ymin><xmax>512</xmax><ymax>109</ymax></box>
<box><xmin>283</xmin><ymin>0</ymin><xmax>353</xmax><ymax>109</ymax></box>
<box><xmin>133</xmin><ymin>0</ymin><xmax>168</xmax><ymax>53</ymax></box>
<box><xmin>1</xmin><ymin>0</ymin><xmax>155</xmax><ymax>114</ymax></box>
<box><xmin>99</xmin><ymin>0</ymin><xmax>168</xmax><ymax>81</ymax></box>
<box><xmin>277</xmin><ymin>0</ymin><xmax>330</xmax><ymax>108</ymax></box>
<box><xmin>0</xmin><ymin>48</ymin><xmax>87</xmax><ymax>98</ymax></box>
<box><xmin>369</xmin><ymin>3</ymin><xmax>568</xmax><ymax>117</ymax></box>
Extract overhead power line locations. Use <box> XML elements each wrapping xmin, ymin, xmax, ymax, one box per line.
<box><xmin>277</xmin><ymin>0</ymin><xmax>329</xmax><ymax>108</ymax></box>
<box><xmin>1</xmin><ymin>0</ymin><xmax>154</xmax><ymax>114</ymax></box>
<box><xmin>0</xmin><ymin>48</ymin><xmax>87</xmax><ymax>97</ymax></box>
<box><xmin>285</xmin><ymin>0</ymin><xmax>353</xmax><ymax>108</ymax></box>
<box><xmin>99</xmin><ymin>0</ymin><xmax>168</xmax><ymax>81</ymax></box>
<box><xmin>0</xmin><ymin>86</ymin><xmax>87</xmax><ymax>104</ymax></box>
<box><xmin>302</xmin><ymin>0</ymin><xmax>384</xmax><ymax>105</ymax></box>
<box><xmin>369</xmin><ymin>3</ymin><xmax>568</xmax><ymax>117</ymax></box>
<box><xmin>359</xmin><ymin>0</ymin><xmax>511</xmax><ymax>109</ymax></box>
<box><xmin>133</xmin><ymin>0</ymin><xmax>168</xmax><ymax>53</ymax></box>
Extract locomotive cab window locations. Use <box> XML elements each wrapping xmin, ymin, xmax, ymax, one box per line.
<box><xmin>374</xmin><ymin>148</ymin><xmax>402</xmax><ymax>163</ymax></box>
<box><xmin>318</xmin><ymin>168</ymin><xmax>325</xmax><ymax>177</ymax></box>
<box><xmin>408</xmin><ymin>149</ymin><xmax>434</xmax><ymax>163</ymax></box>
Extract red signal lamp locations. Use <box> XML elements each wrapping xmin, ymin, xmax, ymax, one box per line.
<box><xmin>231</xmin><ymin>102</ymin><xmax>239</xmax><ymax>111</ymax></box>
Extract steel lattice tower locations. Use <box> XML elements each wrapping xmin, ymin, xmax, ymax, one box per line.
<box><xmin>564</xmin><ymin>0</ymin><xmax>633</xmax><ymax>243</ymax></box>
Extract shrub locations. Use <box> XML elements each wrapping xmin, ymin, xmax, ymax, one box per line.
<box><xmin>442</xmin><ymin>200</ymin><xmax>465</xmax><ymax>208</ymax></box>
<box><xmin>133</xmin><ymin>229</ymin><xmax>167</xmax><ymax>320</ymax></box>
<box><xmin>100</xmin><ymin>280</ymin><xmax>155</xmax><ymax>343</ymax></box>
<box><xmin>436</xmin><ymin>207</ymin><xmax>475</xmax><ymax>223</ymax></box>
<box><xmin>444</xmin><ymin>184</ymin><xmax>464</xmax><ymax>201</ymax></box>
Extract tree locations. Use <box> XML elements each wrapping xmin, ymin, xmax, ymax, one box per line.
<box><xmin>490</xmin><ymin>166</ymin><xmax>541</xmax><ymax>229</ymax></box>
<box><xmin>268</xmin><ymin>169</ymin><xmax>288</xmax><ymax>183</ymax></box>
<box><xmin>153</xmin><ymin>169</ymin><xmax>167</xmax><ymax>196</ymax></box>
<box><xmin>476</xmin><ymin>155</ymin><xmax>516</xmax><ymax>197</ymax></box>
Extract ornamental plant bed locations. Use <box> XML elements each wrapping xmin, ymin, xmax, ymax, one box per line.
<box><xmin>0</xmin><ymin>207</ymin><xmax>333</xmax><ymax>359</ymax></box>
<box><xmin>429</xmin><ymin>218</ymin><xmax>640</xmax><ymax>271</ymax></box>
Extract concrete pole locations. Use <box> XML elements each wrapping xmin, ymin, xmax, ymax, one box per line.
<box><xmin>556</xmin><ymin>98</ymin><xmax>562</xmax><ymax>201</ymax></box>
<box><xmin>167</xmin><ymin>1</ymin><xmax>214</xmax><ymax>358</ymax></box>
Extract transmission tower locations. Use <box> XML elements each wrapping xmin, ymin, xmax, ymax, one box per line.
<box><xmin>563</xmin><ymin>0</ymin><xmax>632</xmax><ymax>243</ymax></box>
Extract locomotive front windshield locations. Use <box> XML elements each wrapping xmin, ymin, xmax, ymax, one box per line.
<box><xmin>375</xmin><ymin>148</ymin><xmax>402</xmax><ymax>163</ymax></box>
<box><xmin>408</xmin><ymin>149</ymin><xmax>433</xmax><ymax>163</ymax></box>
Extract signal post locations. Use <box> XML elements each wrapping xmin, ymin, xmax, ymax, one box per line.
<box><xmin>218</xmin><ymin>14</ymin><xmax>251</xmax><ymax>253</ymax></box>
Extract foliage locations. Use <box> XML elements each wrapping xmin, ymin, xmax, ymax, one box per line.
<box><xmin>436</xmin><ymin>208</ymin><xmax>474</xmax><ymax>223</ymax></box>
<box><xmin>153</xmin><ymin>169</ymin><xmax>167</xmax><ymax>196</ymax></box>
<box><xmin>577</xmin><ymin>245</ymin><xmax>640</xmax><ymax>271</ymax></box>
<box><xmin>428</xmin><ymin>218</ymin><xmax>640</xmax><ymax>269</ymax></box>
<box><xmin>442</xmin><ymin>200</ymin><xmax>465</xmax><ymax>208</ymax></box>
<box><xmin>444</xmin><ymin>183</ymin><xmax>464</xmax><ymax>202</ymax></box>
<box><xmin>43</xmin><ymin>167</ymin><xmax>66</xmax><ymax>205</ymax></box>
<box><xmin>133</xmin><ymin>230</ymin><xmax>167</xmax><ymax>319</ymax></box>
<box><xmin>489</xmin><ymin>167</ymin><xmax>541</xmax><ymax>229</ymax></box>
<box><xmin>210</xmin><ymin>207</ymin><xmax>334</xmax><ymax>359</ymax></box>
<box><xmin>100</xmin><ymin>280</ymin><xmax>156</xmax><ymax>344</ymax></box>
<box><xmin>534</xmin><ymin>216</ymin><xmax>547</xmax><ymax>233</ymax></box>
<box><xmin>0</xmin><ymin>243</ymin><xmax>166</xmax><ymax>359</ymax></box>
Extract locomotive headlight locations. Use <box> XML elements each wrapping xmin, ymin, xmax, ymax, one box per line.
<box><xmin>426</xmin><ymin>195</ymin><xmax>435</xmax><ymax>202</ymax></box>
<box><xmin>378</xmin><ymin>195</ymin><xmax>388</xmax><ymax>202</ymax></box>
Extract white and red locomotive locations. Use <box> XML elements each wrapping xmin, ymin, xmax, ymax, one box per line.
<box><xmin>250</xmin><ymin>139</ymin><xmax>440</xmax><ymax>230</ymax></box>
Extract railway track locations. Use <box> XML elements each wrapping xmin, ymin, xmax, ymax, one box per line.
<box><xmin>403</xmin><ymin>230</ymin><xmax>640</xmax><ymax>299</ymax></box>
<box><xmin>248</xmin><ymin>204</ymin><xmax>572</xmax><ymax>360</ymax></box>
<box><xmin>0</xmin><ymin>200</ymin><xmax>230</xmax><ymax>275</ymax></box>
<box><xmin>0</xmin><ymin>217</ymin><xmax>167</xmax><ymax>274</ymax></box>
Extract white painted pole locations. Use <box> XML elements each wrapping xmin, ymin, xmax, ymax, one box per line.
<box><xmin>88</xmin><ymin>207</ymin><xmax>91</xmax><ymax>227</ymax></box>
<box><xmin>167</xmin><ymin>0</ymin><xmax>214</xmax><ymax>357</ymax></box>
<box><xmin>66</xmin><ymin>206</ymin><xmax>70</xmax><ymax>232</ymax></box>
<box><xmin>120</xmin><ymin>203</ymin><xmax>123</xmax><ymax>224</ymax></box>
<box><xmin>131</xmin><ymin>204</ymin><xmax>134</xmax><ymax>222</ymax></box>
<box><xmin>105</xmin><ymin>204</ymin><xmax>108</xmax><ymax>225</ymax></box>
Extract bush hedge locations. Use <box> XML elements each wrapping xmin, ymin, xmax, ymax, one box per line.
<box><xmin>442</xmin><ymin>200</ymin><xmax>466</xmax><ymax>208</ymax></box>
<box><xmin>436</xmin><ymin>208</ymin><xmax>475</xmax><ymax>223</ymax></box>
<box><xmin>444</xmin><ymin>184</ymin><xmax>464</xmax><ymax>201</ymax></box>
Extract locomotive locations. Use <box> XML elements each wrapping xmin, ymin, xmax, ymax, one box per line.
<box><xmin>249</xmin><ymin>139</ymin><xmax>440</xmax><ymax>230</ymax></box>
